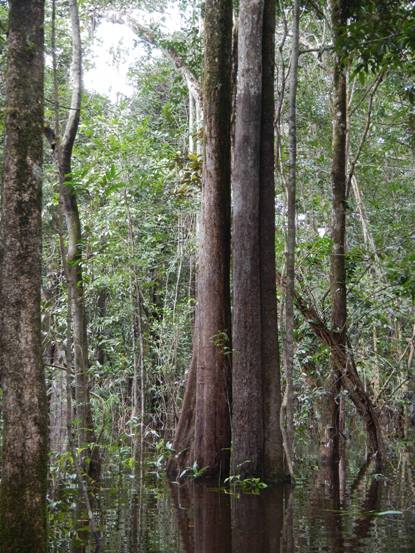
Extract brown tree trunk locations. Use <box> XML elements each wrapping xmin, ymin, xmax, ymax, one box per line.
<box><xmin>0</xmin><ymin>1</ymin><xmax>48</xmax><ymax>550</ymax></box>
<box><xmin>194</xmin><ymin>0</ymin><xmax>233</xmax><ymax>476</ymax></box>
<box><xmin>232</xmin><ymin>0</ymin><xmax>265</xmax><ymax>478</ymax></box>
<box><xmin>171</xmin><ymin>0</ymin><xmax>233</xmax><ymax>479</ymax></box>
<box><xmin>232</xmin><ymin>0</ymin><xmax>283</xmax><ymax>480</ymax></box>
<box><xmin>320</xmin><ymin>0</ymin><xmax>348</xmax><ymax>466</ymax></box>
<box><xmin>170</xmin><ymin>337</ymin><xmax>197</xmax><ymax>473</ymax></box>
<box><xmin>261</xmin><ymin>0</ymin><xmax>284</xmax><ymax>481</ymax></box>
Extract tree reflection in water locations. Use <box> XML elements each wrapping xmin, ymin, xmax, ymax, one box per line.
<box><xmin>169</xmin><ymin>458</ymin><xmax>384</xmax><ymax>553</ymax></box>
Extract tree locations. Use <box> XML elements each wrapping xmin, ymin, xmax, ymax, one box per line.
<box><xmin>231</xmin><ymin>0</ymin><xmax>283</xmax><ymax>480</ymax></box>
<box><xmin>281</xmin><ymin>0</ymin><xmax>300</xmax><ymax>480</ymax></box>
<box><xmin>46</xmin><ymin>0</ymin><xmax>100</xmax><ymax>480</ymax></box>
<box><xmin>319</xmin><ymin>0</ymin><xmax>384</xmax><ymax>468</ymax></box>
<box><xmin>171</xmin><ymin>0</ymin><xmax>233</xmax><ymax>478</ymax></box>
<box><xmin>0</xmin><ymin>0</ymin><xmax>48</xmax><ymax>550</ymax></box>
<box><xmin>193</xmin><ymin>0</ymin><xmax>233</xmax><ymax>476</ymax></box>
<box><xmin>320</xmin><ymin>0</ymin><xmax>348</xmax><ymax>465</ymax></box>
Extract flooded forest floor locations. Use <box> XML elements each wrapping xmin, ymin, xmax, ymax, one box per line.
<box><xmin>48</xmin><ymin>440</ymin><xmax>415</xmax><ymax>553</ymax></box>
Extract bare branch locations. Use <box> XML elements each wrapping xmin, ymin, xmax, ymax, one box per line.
<box><xmin>347</xmin><ymin>72</ymin><xmax>385</xmax><ymax>193</ymax></box>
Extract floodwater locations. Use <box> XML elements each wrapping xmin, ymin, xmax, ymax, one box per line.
<box><xmin>49</xmin><ymin>451</ymin><xmax>415</xmax><ymax>553</ymax></box>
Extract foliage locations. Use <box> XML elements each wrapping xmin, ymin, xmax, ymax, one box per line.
<box><xmin>224</xmin><ymin>474</ymin><xmax>268</xmax><ymax>496</ymax></box>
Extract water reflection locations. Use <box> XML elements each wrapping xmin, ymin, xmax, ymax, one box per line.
<box><xmin>307</xmin><ymin>463</ymin><xmax>345</xmax><ymax>552</ymax></box>
<box><xmin>49</xmin><ymin>454</ymin><xmax>415</xmax><ymax>552</ymax></box>
<box><xmin>170</xmin><ymin>481</ymin><xmax>285</xmax><ymax>553</ymax></box>
<box><xmin>168</xmin><ymin>459</ymin><xmax>390</xmax><ymax>553</ymax></box>
<box><xmin>231</xmin><ymin>485</ymin><xmax>285</xmax><ymax>553</ymax></box>
<box><xmin>171</xmin><ymin>481</ymin><xmax>231</xmax><ymax>553</ymax></box>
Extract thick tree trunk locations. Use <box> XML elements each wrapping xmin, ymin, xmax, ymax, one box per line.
<box><xmin>232</xmin><ymin>0</ymin><xmax>283</xmax><ymax>480</ymax></box>
<box><xmin>193</xmin><ymin>0</ymin><xmax>233</xmax><ymax>477</ymax></box>
<box><xmin>0</xmin><ymin>1</ymin><xmax>48</xmax><ymax>550</ymax></box>
<box><xmin>169</xmin><ymin>342</ymin><xmax>197</xmax><ymax>473</ymax></box>
<box><xmin>261</xmin><ymin>0</ymin><xmax>284</xmax><ymax>481</ymax></box>
<box><xmin>232</xmin><ymin>0</ymin><xmax>265</xmax><ymax>477</ymax></box>
<box><xmin>170</xmin><ymin>0</ymin><xmax>232</xmax><ymax>479</ymax></box>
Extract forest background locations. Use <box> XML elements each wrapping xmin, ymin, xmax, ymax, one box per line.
<box><xmin>0</xmin><ymin>0</ymin><xmax>414</xmax><ymax>550</ymax></box>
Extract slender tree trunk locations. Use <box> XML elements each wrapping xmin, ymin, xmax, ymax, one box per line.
<box><xmin>48</xmin><ymin>0</ymin><xmax>100</xmax><ymax>479</ymax></box>
<box><xmin>193</xmin><ymin>0</ymin><xmax>233</xmax><ymax>477</ymax></box>
<box><xmin>276</xmin><ymin>273</ymin><xmax>384</xmax><ymax>466</ymax></box>
<box><xmin>281</xmin><ymin>0</ymin><xmax>300</xmax><ymax>480</ymax></box>
<box><xmin>232</xmin><ymin>0</ymin><xmax>265</xmax><ymax>477</ymax></box>
<box><xmin>320</xmin><ymin>0</ymin><xmax>348</xmax><ymax>466</ymax></box>
<box><xmin>0</xmin><ymin>1</ymin><xmax>48</xmax><ymax>550</ymax></box>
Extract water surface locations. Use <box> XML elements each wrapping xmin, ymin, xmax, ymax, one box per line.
<box><xmin>50</xmin><ymin>453</ymin><xmax>415</xmax><ymax>552</ymax></box>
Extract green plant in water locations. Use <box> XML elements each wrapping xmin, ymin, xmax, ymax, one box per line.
<box><xmin>224</xmin><ymin>474</ymin><xmax>268</xmax><ymax>496</ymax></box>
<box><xmin>149</xmin><ymin>439</ymin><xmax>175</xmax><ymax>477</ymax></box>
<box><xmin>178</xmin><ymin>461</ymin><xmax>209</xmax><ymax>480</ymax></box>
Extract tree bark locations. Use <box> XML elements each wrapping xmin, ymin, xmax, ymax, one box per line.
<box><xmin>320</xmin><ymin>0</ymin><xmax>348</xmax><ymax>466</ymax></box>
<box><xmin>170</xmin><ymin>0</ymin><xmax>233</xmax><ymax>479</ymax></box>
<box><xmin>193</xmin><ymin>0</ymin><xmax>233</xmax><ymax>477</ymax></box>
<box><xmin>232</xmin><ymin>0</ymin><xmax>283</xmax><ymax>480</ymax></box>
<box><xmin>261</xmin><ymin>0</ymin><xmax>284</xmax><ymax>481</ymax></box>
<box><xmin>232</xmin><ymin>0</ymin><xmax>265</xmax><ymax>477</ymax></box>
<box><xmin>0</xmin><ymin>0</ymin><xmax>48</xmax><ymax>550</ymax></box>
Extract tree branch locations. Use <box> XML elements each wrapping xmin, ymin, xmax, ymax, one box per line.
<box><xmin>62</xmin><ymin>0</ymin><xmax>82</xmax><ymax>157</ymax></box>
<box><xmin>119</xmin><ymin>15</ymin><xmax>202</xmax><ymax>109</ymax></box>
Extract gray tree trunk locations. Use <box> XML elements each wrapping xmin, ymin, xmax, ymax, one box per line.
<box><xmin>48</xmin><ymin>0</ymin><xmax>100</xmax><ymax>479</ymax></box>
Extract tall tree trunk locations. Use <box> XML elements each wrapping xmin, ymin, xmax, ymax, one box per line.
<box><xmin>232</xmin><ymin>0</ymin><xmax>265</xmax><ymax>477</ymax></box>
<box><xmin>0</xmin><ymin>1</ymin><xmax>48</xmax><ymax>550</ymax></box>
<box><xmin>281</xmin><ymin>0</ymin><xmax>300</xmax><ymax>480</ymax></box>
<box><xmin>232</xmin><ymin>0</ymin><xmax>283</xmax><ymax>480</ymax></box>
<box><xmin>193</xmin><ymin>0</ymin><xmax>233</xmax><ymax>477</ymax></box>
<box><xmin>261</xmin><ymin>0</ymin><xmax>284</xmax><ymax>481</ymax></box>
<box><xmin>48</xmin><ymin>0</ymin><xmax>99</xmax><ymax>480</ymax></box>
<box><xmin>320</xmin><ymin>0</ymin><xmax>348</xmax><ymax>466</ymax></box>
<box><xmin>170</xmin><ymin>0</ymin><xmax>233</xmax><ymax>478</ymax></box>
